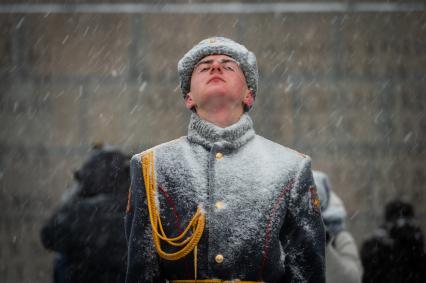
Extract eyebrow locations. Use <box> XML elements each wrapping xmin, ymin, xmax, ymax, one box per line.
<box><xmin>196</xmin><ymin>59</ymin><xmax>214</xmax><ymax>65</ymax></box>
<box><xmin>196</xmin><ymin>58</ymin><xmax>238</xmax><ymax>66</ymax></box>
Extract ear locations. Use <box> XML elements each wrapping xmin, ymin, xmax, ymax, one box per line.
<box><xmin>185</xmin><ymin>92</ymin><xmax>196</xmax><ymax>110</ymax></box>
<box><xmin>243</xmin><ymin>89</ymin><xmax>254</xmax><ymax>108</ymax></box>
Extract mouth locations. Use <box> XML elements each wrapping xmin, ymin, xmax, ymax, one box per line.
<box><xmin>207</xmin><ymin>76</ymin><xmax>225</xmax><ymax>84</ymax></box>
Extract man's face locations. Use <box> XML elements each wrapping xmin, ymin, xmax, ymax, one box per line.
<box><xmin>185</xmin><ymin>54</ymin><xmax>253</xmax><ymax>114</ymax></box>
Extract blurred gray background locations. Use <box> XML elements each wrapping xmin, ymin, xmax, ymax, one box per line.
<box><xmin>0</xmin><ymin>0</ymin><xmax>425</xmax><ymax>282</ymax></box>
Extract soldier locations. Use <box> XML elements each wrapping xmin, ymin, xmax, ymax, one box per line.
<box><xmin>125</xmin><ymin>37</ymin><xmax>325</xmax><ymax>283</ymax></box>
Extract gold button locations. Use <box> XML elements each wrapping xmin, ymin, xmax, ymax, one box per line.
<box><xmin>215</xmin><ymin>201</ymin><xmax>224</xmax><ymax>209</ymax></box>
<box><xmin>215</xmin><ymin>152</ymin><xmax>223</xmax><ymax>160</ymax></box>
<box><xmin>215</xmin><ymin>254</ymin><xmax>224</xmax><ymax>264</ymax></box>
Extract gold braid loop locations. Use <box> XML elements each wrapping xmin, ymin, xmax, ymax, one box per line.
<box><xmin>141</xmin><ymin>151</ymin><xmax>206</xmax><ymax>265</ymax></box>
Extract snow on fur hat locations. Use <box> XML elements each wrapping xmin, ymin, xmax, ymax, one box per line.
<box><xmin>178</xmin><ymin>36</ymin><xmax>259</xmax><ymax>102</ymax></box>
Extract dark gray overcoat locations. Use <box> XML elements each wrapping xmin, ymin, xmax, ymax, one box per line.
<box><xmin>125</xmin><ymin>113</ymin><xmax>325</xmax><ymax>283</ymax></box>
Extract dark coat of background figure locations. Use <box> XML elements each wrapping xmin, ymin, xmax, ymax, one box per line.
<box><xmin>40</xmin><ymin>146</ymin><xmax>131</xmax><ymax>283</ymax></box>
<box><xmin>360</xmin><ymin>200</ymin><xmax>426</xmax><ymax>283</ymax></box>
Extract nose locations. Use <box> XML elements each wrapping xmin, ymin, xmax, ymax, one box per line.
<box><xmin>210</xmin><ymin>60</ymin><xmax>223</xmax><ymax>73</ymax></box>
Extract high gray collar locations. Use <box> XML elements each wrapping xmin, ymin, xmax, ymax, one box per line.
<box><xmin>187</xmin><ymin>113</ymin><xmax>255</xmax><ymax>150</ymax></box>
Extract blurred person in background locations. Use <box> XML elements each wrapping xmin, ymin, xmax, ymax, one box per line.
<box><xmin>40</xmin><ymin>144</ymin><xmax>131</xmax><ymax>283</ymax></box>
<box><xmin>313</xmin><ymin>170</ymin><xmax>363</xmax><ymax>283</ymax></box>
<box><xmin>360</xmin><ymin>199</ymin><xmax>425</xmax><ymax>283</ymax></box>
<box><xmin>125</xmin><ymin>36</ymin><xmax>325</xmax><ymax>283</ymax></box>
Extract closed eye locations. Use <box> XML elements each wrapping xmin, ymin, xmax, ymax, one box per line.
<box><xmin>223</xmin><ymin>64</ymin><xmax>236</xmax><ymax>71</ymax></box>
<box><xmin>221</xmin><ymin>59</ymin><xmax>239</xmax><ymax>71</ymax></box>
<box><xmin>195</xmin><ymin>63</ymin><xmax>211</xmax><ymax>73</ymax></box>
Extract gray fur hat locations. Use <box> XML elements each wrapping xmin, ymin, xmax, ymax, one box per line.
<box><xmin>177</xmin><ymin>36</ymin><xmax>259</xmax><ymax>101</ymax></box>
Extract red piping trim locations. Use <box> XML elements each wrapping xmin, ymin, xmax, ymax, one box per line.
<box><xmin>158</xmin><ymin>185</ymin><xmax>183</xmax><ymax>232</ymax></box>
<box><xmin>157</xmin><ymin>184</ymin><xmax>192</xmax><ymax>276</ymax></box>
<box><xmin>259</xmin><ymin>179</ymin><xmax>294</xmax><ymax>276</ymax></box>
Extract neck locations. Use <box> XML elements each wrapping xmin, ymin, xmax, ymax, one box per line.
<box><xmin>187</xmin><ymin>112</ymin><xmax>255</xmax><ymax>150</ymax></box>
<box><xmin>196</xmin><ymin>107</ymin><xmax>244</xmax><ymax>128</ymax></box>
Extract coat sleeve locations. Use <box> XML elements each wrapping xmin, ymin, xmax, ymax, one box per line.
<box><xmin>125</xmin><ymin>153</ymin><xmax>165</xmax><ymax>283</ymax></box>
<box><xmin>326</xmin><ymin>231</ymin><xmax>362</xmax><ymax>283</ymax></box>
<box><xmin>281</xmin><ymin>157</ymin><xmax>326</xmax><ymax>283</ymax></box>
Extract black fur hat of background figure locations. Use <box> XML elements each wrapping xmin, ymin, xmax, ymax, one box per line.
<box><xmin>73</xmin><ymin>144</ymin><xmax>131</xmax><ymax>197</ymax></box>
<box><xmin>385</xmin><ymin>199</ymin><xmax>414</xmax><ymax>223</ymax></box>
<box><xmin>385</xmin><ymin>199</ymin><xmax>424</xmax><ymax>255</ymax></box>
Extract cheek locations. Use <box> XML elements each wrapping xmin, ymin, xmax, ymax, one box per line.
<box><xmin>190</xmin><ymin>74</ymin><xmax>204</xmax><ymax>91</ymax></box>
<box><xmin>234</xmin><ymin>73</ymin><xmax>248</xmax><ymax>88</ymax></box>
<box><xmin>189</xmin><ymin>79</ymin><xmax>196</xmax><ymax>92</ymax></box>
<box><xmin>234</xmin><ymin>77</ymin><xmax>249</xmax><ymax>95</ymax></box>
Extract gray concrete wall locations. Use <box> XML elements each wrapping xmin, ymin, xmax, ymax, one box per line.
<box><xmin>0</xmin><ymin>1</ymin><xmax>425</xmax><ymax>282</ymax></box>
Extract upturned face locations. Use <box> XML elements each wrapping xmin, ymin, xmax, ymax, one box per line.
<box><xmin>185</xmin><ymin>54</ymin><xmax>253</xmax><ymax>114</ymax></box>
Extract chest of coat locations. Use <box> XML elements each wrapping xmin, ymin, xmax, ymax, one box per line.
<box><xmin>153</xmin><ymin>141</ymin><xmax>296</xmax><ymax>240</ymax></box>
